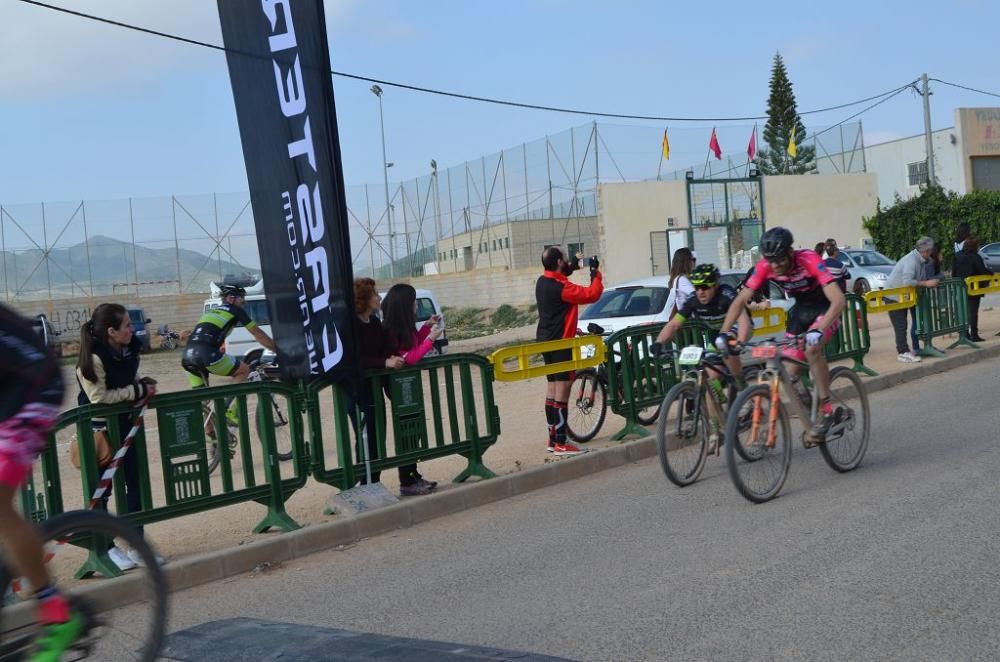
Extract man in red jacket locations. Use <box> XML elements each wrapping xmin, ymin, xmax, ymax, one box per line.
<box><xmin>535</xmin><ymin>246</ymin><xmax>604</xmax><ymax>455</ymax></box>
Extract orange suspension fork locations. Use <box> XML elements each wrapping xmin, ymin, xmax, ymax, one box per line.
<box><xmin>766</xmin><ymin>375</ymin><xmax>780</xmax><ymax>448</ymax></box>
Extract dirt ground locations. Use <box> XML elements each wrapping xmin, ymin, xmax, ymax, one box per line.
<box><xmin>44</xmin><ymin>301</ymin><xmax>1000</xmax><ymax>565</ymax></box>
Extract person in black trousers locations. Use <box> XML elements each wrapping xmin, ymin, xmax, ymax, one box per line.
<box><xmin>952</xmin><ymin>237</ymin><xmax>993</xmax><ymax>342</ymax></box>
<box><xmin>76</xmin><ymin>303</ymin><xmax>157</xmax><ymax>571</ymax></box>
<box><xmin>347</xmin><ymin>278</ymin><xmax>404</xmax><ymax>485</ymax></box>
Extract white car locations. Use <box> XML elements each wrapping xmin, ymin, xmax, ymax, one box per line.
<box><xmin>377</xmin><ymin>288</ymin><xmax>449</xmax><ymax>356</ymax></box>
<box><xmin>577</xmin><ymin>272</ymin><xmax>793</xmax><ymax>338</ymax></box>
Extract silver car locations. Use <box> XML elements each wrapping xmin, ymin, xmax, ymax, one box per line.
<box><xmin>979</xmin><ymin>242</ymin><xmax>1000</xmax><ymax>271</ymax></box>
<box><xmin>838</xmin><ymin>249</ymin><xmax>896</xmax><ymax>295</ymax></box>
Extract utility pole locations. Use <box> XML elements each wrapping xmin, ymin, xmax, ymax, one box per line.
<box><xmin>921</xmin><ymin>73</ymin><xmax>936</xmax><ymax>186</ymax></box>
<box><xmin>371</xmin><ymin>85</ymin><xmax>395</xmax><ymax>277</ymax></box>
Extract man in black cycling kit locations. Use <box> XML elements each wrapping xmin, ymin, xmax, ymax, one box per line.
<box><xmin>0</xmin><ymin>304</ymin><xmax>84</xmax><ymax>660</ymax></box>
<box><xmin>718</xmin><ymin>227</ymin><xmax>846</xmax><ymax>445</ymax></box>
<box><xmin>651</xmin><ymin>264</ymin><xmax>752</xmax><ymax>451</ymax></box>
<box><xmin>182</xmin><ymin>284</ymin><xmax>276</xmax><ymax>389</ymax></box>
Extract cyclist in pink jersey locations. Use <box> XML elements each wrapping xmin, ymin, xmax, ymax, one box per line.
<box><xmin>717</xmin><ymin>227</ymin><xmax>846</xmax><ymax>445</ymax></box>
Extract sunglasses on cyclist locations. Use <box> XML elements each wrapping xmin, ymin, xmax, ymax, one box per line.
<box><xmin>693</xmin><ymin>283</ymin><xmax>716</xmax><ymax>291</ymax></box>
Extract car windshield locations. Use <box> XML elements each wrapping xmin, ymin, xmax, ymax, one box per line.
<box><xmin>240</xmin><ymin>300</ymin><xmax>271</xmax><ymax>326</ymax></box>
<box><xmin>580</xmin><ymin>286</ymin><xmax>669</xmax><ymax>319</ymax></box>
<box><xmin>128</xmin><ymin>310</ymin><xmax>144</xmax><ymax>324</ymax></box>
<box><xmin>846</xmin><ymin>251</ymin><xmax>894</xmax><ymax>266</ymax></box>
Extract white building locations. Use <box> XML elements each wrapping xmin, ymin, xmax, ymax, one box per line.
<box><xmin>819</xmin><ymin>107</ymin><xmax>1000</xmax><ymax>206</ymax></box>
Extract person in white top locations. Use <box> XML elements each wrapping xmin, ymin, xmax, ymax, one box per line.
<box><xmin>665</xmin><ymin>247</ymin><xmax>696</xmax><ymax>318</ymax></box>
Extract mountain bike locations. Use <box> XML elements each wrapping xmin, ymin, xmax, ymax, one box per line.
<box><xmin>655</xmin><ymin>345</ymin><xmax>760</xmax><ymax>487</ymax></box>
<box><xmin>566</xmin><ymin>324</ymin><xmax>661</xmax><ymax>442</ymax></box>
<box><xmin>0</xmin><ymin>509</ymin><xmax>168</xmax><ymax>661</ymax></box>
<box><xmin>200</xmin><ymin>351</ymin><xmax>294</xmax><ymax>473</ymax></box>
<box><xmin>723</xmin><ymin>335</ymin><xmax>870</xmax><ymax>503</ymax></box>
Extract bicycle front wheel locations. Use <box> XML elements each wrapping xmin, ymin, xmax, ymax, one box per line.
<box><xmin>725</xmin><ymin>383</ymin><xmax>791</xmax><ymax>503</ymax></box>
<box><xmin>818</xmin><ymin>366</ymin><xmax>870</xmax><ymax>473</ymax></box>
<box><xmin>0</xmin><ymin>510</ymin><xmax>168</xmax><ymax>662</ymax></box>
<box><xmin>656</xmin><ymin>381</ymin><xmax>708</xmax><ymax>487</ymax></box>
<box><xmin>257</xmin><ymin>393</ymin><xmax>294</xmax><ymax>462</ymax></box>
<box><xmin>566</xmin><ymin>369</ymin><xmax>607</xmax><ymax>443</ymax></box>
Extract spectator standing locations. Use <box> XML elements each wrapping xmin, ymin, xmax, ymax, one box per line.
<box><xmin>823</xmin><ymin>239</ymin><xmax>850</xmax><ymax>293</ymax></box>
<box><xmin>954</xmin><ymin>222</ymin><xmax>971</xmax><ymax>255</ymax></box>
<box><xmin>382</xmin><ymin>283</ymin><xmax>444</xmax><ymax>496</ymax></box>
<box><xmin>952</xmin><ymin>237</ymin><xmax>993</xmax><ymax>342</ymax></box>
<box><xmin>814</xmin><ymin>242</ymin><xmax>826</xmax><ymax>257</ymax></box>
<box><xmin>536</xmin><ymin>246</ymin><xmax>604</xmax><ymax>455</ymax></box>
<box><xmin>76</xmin><ymin>303</ymin><xmax>157</xmax><ymax>571</ymax></box>
<box><xmin>664</xmin><ymin>247</ymin><xmax>696</xmax><ymax>319</ymax></box>
<box><xmin>884</xmin><ymin>237</ymin><xmax>940</xmax><ymax>363</ymax></box>
<box><xmin>348</xmin><ymin>278</ymin><xmax>404</xmax><ymax>486</ymax></box>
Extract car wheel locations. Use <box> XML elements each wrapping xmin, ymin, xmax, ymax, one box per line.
<box><xmin>853</xmin><ymin>279</ymin><xmax>870</xmax><ymax>296</ymax></box>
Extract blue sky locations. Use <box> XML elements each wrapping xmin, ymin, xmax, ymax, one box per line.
<box><xmin>1</xmin><ymin>0</ymin><xmax>998</xmax><ymax>206</ymax></box>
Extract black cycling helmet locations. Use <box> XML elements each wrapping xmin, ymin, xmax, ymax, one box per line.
<box><xmin>220</xmin><ymin>284</ymin><xmax>246</xmax><ymax>299</ymax></box>
<box><xmin>759</xmin><ymin>227</ymin><xmax>794</xmax><ymax>259</ymax></box>
<box><xmin>689</xmin><ymin>263</ymin><xmax>720</xmax><ymax>288</ymax></box>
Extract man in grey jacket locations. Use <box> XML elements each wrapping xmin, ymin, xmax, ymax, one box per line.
<box><xmin>884</xmin><ymin>237</ymin><xmax>940</xmax><ymax>362</ymax></box>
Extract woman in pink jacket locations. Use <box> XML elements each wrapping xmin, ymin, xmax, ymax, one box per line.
<box><xmin>382</xmin><ymin>284</ymin><xmax>444</xmax><ymax>496</ymax></box>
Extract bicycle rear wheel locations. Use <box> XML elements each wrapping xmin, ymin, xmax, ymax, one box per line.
<box><xmin>724</xmin><ymin>383</ymin><xmax>791</xmax><ymax>503</ymax></box>
<box><xmin>203</xmin><ymin>402</ymin><xmax>237</xmax><ymax>475</ymax></box>
<box><xmin>818</xmin><ymin>366</ymin><xmax>870</xmax><ymax>472</ymax></box>
<box><xmin>256</xmin><ymin>393</ymin><xmax>294</xmax><ymax>462</ymax></box>
<box><xmin>566</xmin><ymin>369</ymin><xmax>607</xmax><ymax>443</ymax></box>
<box><xmin>656</xmin><ymin>381</ymin><xmax>708</xmax><ymax>487</ymax></box>
<box><xmin>0</xmin><ymin>510</ymin><xmax>168</xmax><ymax>661</ymax></box>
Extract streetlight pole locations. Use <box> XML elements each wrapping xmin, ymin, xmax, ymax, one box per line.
<box><xmin>371</xmin><ymin>85</ymin><xmax>395</xmax><ymax>278</ymax></box>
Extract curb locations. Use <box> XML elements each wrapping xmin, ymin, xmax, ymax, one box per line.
<box><xmin>110</xmin><ymin>342</ymin><xmax>1000</xmax><ymax>603</ymax></box>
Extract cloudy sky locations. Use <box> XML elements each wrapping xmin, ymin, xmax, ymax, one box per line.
<box><xmin>1</xmin><ymin>0</ymin><xmax>997</xmax><ymax>208</ymax></box>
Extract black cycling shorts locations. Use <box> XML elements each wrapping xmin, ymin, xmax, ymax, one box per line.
<box><xmin>786</xmin><ymin>302</ymin><xmax>830</xmax><ymax>336</ymax></box>
<box><xmin>182</xmin><ymin>344</ymin><xmax>241</xmax><ymax>387</ymax></box>
<box><xmin>542</xmin><ymin>348</ymin><xmax>574</xmax><ymax>382</ymax></box>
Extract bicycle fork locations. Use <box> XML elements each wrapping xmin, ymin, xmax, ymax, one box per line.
<box><xmin>749</xmin><ymin>375</ymin><xmax>781</xmax><ymax>449</ymax></box>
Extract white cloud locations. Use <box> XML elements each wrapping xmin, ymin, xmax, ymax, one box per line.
<box><xmin>0</xmin><ymin>0</ymin><xmax>361</xmax><ymax>101</ymax></box>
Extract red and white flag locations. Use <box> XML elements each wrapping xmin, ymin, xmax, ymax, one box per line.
<box><xmin>747</xmin><ymin>125</ymin><xmax>757</xmax><ymax>161</ymax></box>
<box><xmin>709</xmin><ymin>127</ymin><xmax>722</xmax><ymax>160</ymax></box>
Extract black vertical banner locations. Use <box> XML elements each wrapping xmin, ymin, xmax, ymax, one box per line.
<box><xmin>217</xmin><ymin>0</ymin><xmax>357</xmax><ymax>382</ymax></box>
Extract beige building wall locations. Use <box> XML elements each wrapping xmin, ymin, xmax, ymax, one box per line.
<box><xmin>763</xmin><ymin>173</ymin><xmax>878</xmax><ymax>250</ymax></box>
<box><xmin>389</xmin><ymin>266</ymin><xmax>551</xmax><ymax>308</ymax></box>
<box><xmin>597</xmin><ymin>174</ymin><xmax>878</xmax><ymax>284</ymax></box>
<box><xmin>597</xmin><ymin>181</ymin><xmax>688</xmax><ymax>283</ymax></box>
<box><xmin>956</xmin><ymin>108</ymin><xmax>1000</xmax><ymax>191</ymax></box>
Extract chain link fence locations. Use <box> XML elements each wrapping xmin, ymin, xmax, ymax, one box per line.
<box><xmin>2</xmin><ymin>122</ymin><xmax>862</xmax><ymax>301</ymax></box>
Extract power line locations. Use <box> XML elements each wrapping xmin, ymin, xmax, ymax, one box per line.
<box><xmin>930</xmin><ymin>78</ymin><xmax>1000</xmax><ymax>100</ymax></box>
<box><xmin>18</xmin><ymin>0</ymin><xmax>917</xmax><ymax>123</ymax></box>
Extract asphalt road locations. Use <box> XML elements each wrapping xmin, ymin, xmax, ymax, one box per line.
<box><xmin>149</xmin><ymin>357</ymin><xmax>999</xmax><ymax>661</ymax></box>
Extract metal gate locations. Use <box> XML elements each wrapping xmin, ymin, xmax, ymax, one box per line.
<box><xmin>664</xmin><ymin>174</ymin><xmax>765</xmax><ymax>272</ymax></box>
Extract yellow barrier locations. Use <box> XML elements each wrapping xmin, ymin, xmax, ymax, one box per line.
<box><xmin>965</xmin><ymin>274</ymin><xmax>1000</xmax><ymax>296</ymax></box>
<box><xmin>864</xmin><ymin>286</ymin><xmax>917</xmax><ymax>313</ymax></box>
<box><xmin>751</xmin><ymin>307</ymin><xmax>787</xmax><ymax>337</ymax></box>
<box><xmin>489</xmin><ymin>335</ymin><xmax>606</xmax><ymax>382</ymax></box>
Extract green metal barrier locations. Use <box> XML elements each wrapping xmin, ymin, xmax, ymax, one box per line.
<box><xmin>604</xmin><ymin>324</ymin><xmax>679</xmax><ymax>441</ymax></box>
<box><xmin>306</xmin><ymin>352</ymin><xmax>500</xmax><ymax>489</ymax></box>
<box><xmin>25</xmin><ymin>381</ymin><xmax>308</xmax><ymax>577</ymax></box>
<box><xmin>824</xmin><ymin>294</ymin><xmax>876</xmax><ymax>376</ymax></box>
<box><xmin>914</xmin><ymin>278</ymin><xmax>977</xmax><ymax>357</ymax></box>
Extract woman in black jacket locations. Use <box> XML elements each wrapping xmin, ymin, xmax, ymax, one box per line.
<box><xmin>952</xmin><ymin>238</ymin><xmax>993</xmax><ymax>342</ymax></box>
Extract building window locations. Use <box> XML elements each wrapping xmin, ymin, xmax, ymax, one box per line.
<box><xmin>504</xmin><ymin>237</ymin><xmax>510</xmax><ymax>248</ymax></box>
<box><xmin>907</xmin><ymin>161</ymin><xmax>928</xmax><ymax>187</ymax></box>
<box><xmin>492</xmin><ymin>239</ymin><xmax>497</xmax><ymax>250</ymax></box>
<box><xmin>568</xmin><ymin>242</ymin><xmax>584</xmax><ymax>256</ymax></box>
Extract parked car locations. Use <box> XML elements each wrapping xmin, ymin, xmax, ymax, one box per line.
<box><xmin>377</xmin><ymin>288</ymin><xmax>449</xmax><ymax>355</ymax></box>
<box><xmin>30</xmin><ymin>314</ymin><xmax>62</xmax><ymax>358</ymax></box>
<box><xmin>838</xmin><ymin>249</ymin><xmax>896</xmax><ymax>295</ymax></box>
<box><xmin>127</xmin><ymin>306</ymin><xmax>152</xmax><ymax>353</ymax></box>
<box><xmin>577</xmin><ymin>271</ymin><xmax>793</xmax><ymax>338</ymax></box>
<box><xmin>979</xmin><ymin>242</ymin><xmax>1000</xmax><ymax>272</ymax></box>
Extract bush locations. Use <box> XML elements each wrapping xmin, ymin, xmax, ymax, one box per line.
<box><xmin>863</xmin><ymin>186</ymin><xmax>1000</xmax><ymax>267</ymax></box>
<box><xmin>490</xmin><ymin>304</ymin><xmax>520</xmax><ymax>327</ymax></box>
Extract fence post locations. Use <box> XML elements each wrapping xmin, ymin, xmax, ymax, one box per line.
<box><xmin>253</xmin><ymin>397</ymin><xmax>301</xmax><ymax>533</ymax></box>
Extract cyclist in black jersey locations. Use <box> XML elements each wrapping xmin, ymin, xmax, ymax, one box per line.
<box><xmin>182</xmin><ymin>284</ymin><xmax>276</xmax><ymax>388</ymax></box>
<box><xmin>651</xmin><ymin>264</ymin><xmax>752</xmax><ymax>451</ymax></box>
<box><xmin>0</xmin><ymin>304</ymin><xmax>86</xmax><ymax>659</ymax></box>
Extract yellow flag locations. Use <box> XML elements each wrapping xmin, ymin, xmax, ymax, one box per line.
<box><xmin>787</xmin><ymin>125</ymin><xmax>798</xmax><ymax>158</ymax></box>
<box><xmin>661</xmin><ymin>129</ymin><xmax>670</xmax><ymax>160</ymax></box>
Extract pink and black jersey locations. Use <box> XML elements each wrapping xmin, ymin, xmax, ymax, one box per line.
<box><xmin>745</xmin><ymin>250</ymin><xmax>834</xmax><ymax>307</ymax></box>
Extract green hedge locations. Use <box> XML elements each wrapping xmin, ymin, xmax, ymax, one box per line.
<box><xmin>862</xmin><ymin>186</ymin><xmax>1000</xmax><ymax>267</ymax></box>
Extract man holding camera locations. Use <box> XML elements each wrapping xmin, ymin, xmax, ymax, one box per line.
<box><xmin>535</xmin><ymin>247</ymin><xmax>604</xmax><ymax>455</ymax></box>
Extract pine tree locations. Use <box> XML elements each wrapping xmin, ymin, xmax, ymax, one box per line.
<box><xmin>756</xmin><ymin>52</ymin><xmax>816</xmax><ymax>175</ymax></box>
